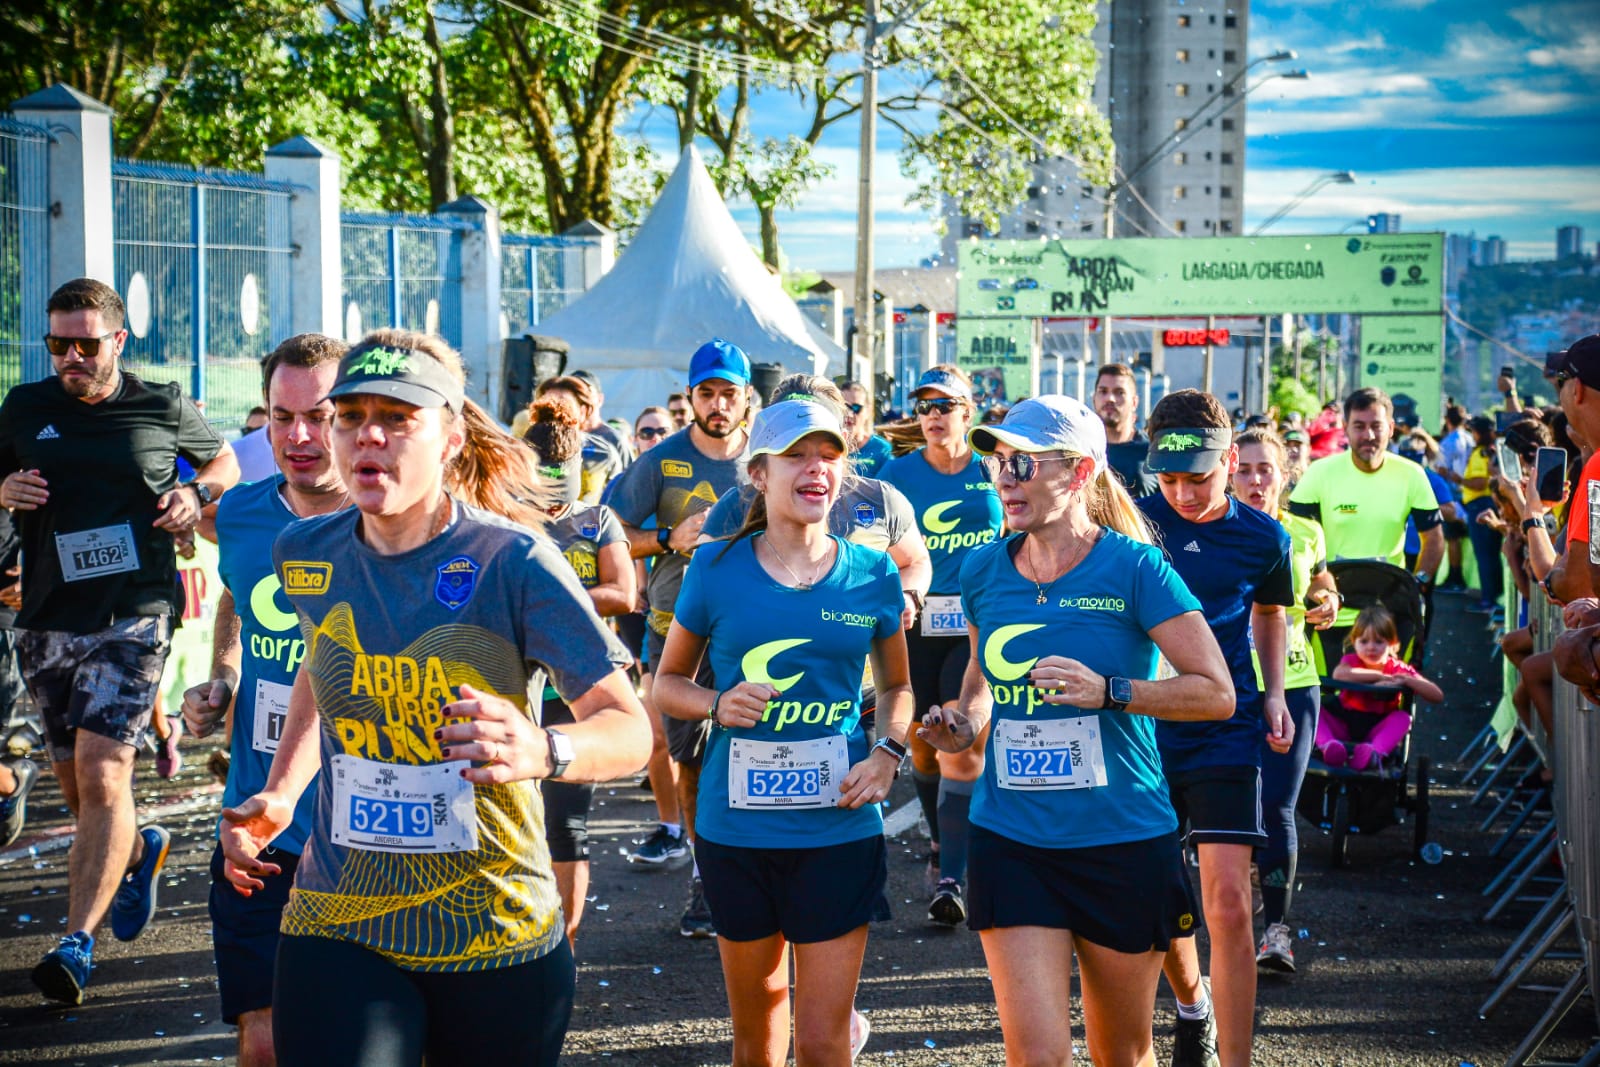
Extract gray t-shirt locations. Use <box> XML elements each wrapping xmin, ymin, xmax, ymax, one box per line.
<box><xmin>702</xmin><ymin>478</ymin><xmax>915</xmax><ymax>554</ymax></box>
<box><xmin>606</xmin><ymin>427</ymin><xmax>748</xmax><ymax>633</ymax></box>
<box><xmin>544</xmin><ymin>502</ymin><xmax>626</xmax><ymax>590</ymax></box>
<box><xmin>272</xmin><ymin>499</ymin><xmax>631</xmax><ymax>972</ymax></box>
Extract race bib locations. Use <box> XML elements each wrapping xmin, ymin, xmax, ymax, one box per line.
<box><xmin>55</xmin><ymin>524</ymin><xmax>139</xmax><ymax>582</ymax></box>
<box><xmin>329</xmin><ymin>754</ymin><xmax>479</xmax><ymax>853</ymax></box>
<box><xmin>251</xmin><ymin>679</ymin><xmax>291</xmax><ymax>755</ymax></box>
<box><xmin>920</xmin><ymin>595</ymin><xmax>967</xmax><ymax>637</ymax></box>
<box><xmin>993</xmin><ymin>715</ymin><xmax>1108</xmax><ymax>791</ymax></box>
<box><xmin>727</xmin><ymin>735</ymin><xmax>849</xmax><ymax>810</ymax></box>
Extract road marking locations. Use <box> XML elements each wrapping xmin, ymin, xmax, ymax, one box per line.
<box><xmin>883</xmin><ymin>801</ymin><xmax>921</xmax><ymax>838</ymax></box>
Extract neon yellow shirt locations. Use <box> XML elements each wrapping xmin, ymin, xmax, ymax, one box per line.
<box><xmin>1288</xmin><ymin>451</ymin><xmax>1438</xmax><ymax>568</ymax></box>
<box><xmin>1251</xmin><ymin>511</ymin><xmax>1325</xmax><ymax>691</ymax></box>
<box><xmin>1461</xmin><ymin>447</ymin><xmax>1491</xmax><ymax>504</ymax></box>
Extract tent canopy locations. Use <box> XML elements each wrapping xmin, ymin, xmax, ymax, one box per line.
<box><xmin>533</xmin><ymin>146</ymin><xmax>843</xmax><ymax>420</ymax></box>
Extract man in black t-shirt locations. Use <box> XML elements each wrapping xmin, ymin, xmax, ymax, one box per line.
<box><xmin>1095</xmin><ymin>362</ymin><xmax>1160</xmax><ymax>497</ymax></box>
<box><xmin>0</xmin><ymin>278</ymin><xmax>239</xmax><ymax>1004</ymax></box>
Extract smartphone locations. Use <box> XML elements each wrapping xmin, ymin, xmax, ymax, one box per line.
<box><xmin>1535</xmin><ymin>446</ymin><xmax>1567</xmax><ymax>504</ymax></box>
<box><xmin>1501</xmin><ymin>365</ymin><xmax>1515</xmax><ymax>379</ymax></box>
<box><xmin>1496</xmin><ymin>442</ymin><xmax>1523</xmax><ymax>484</ymax></box>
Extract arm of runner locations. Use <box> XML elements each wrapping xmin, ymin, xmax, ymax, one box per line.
<box><xmin>621</xmin><ymin>513</ymin><xmax>706</xmax><ymax>558</ymax></box>
<box><xmin>1304</xmin><ymin>568</ymin><xmax>1340</xmax><ymax>629</ymax></box>
<box><xmin>889</xmin><ymin>526</ymin><xmax>932</xmax><ymax>630</ymax></box>
<box><xmin>0</xmin><ymin>469</ymin><xmax>49</xmax><ymax>509</ymax></box>
<box><xmin>182</xmin><ymin>586</ymin><xmax>241</xmax><ymax>738</ymax></box>
<box><xmin>220</xmin><ymin>665</ymin><xmax>321</xmax><ymax>895</ymax></box>
<box><xmin>1253</xmin><ymin>604</ymin><xmax>1292</xmax><ymax>753</ymax></box>
<box><xmin>652</xmin><ymin>620</ymin><xmax>777</xmax><ymax>727</ymax></box>
<box><xmin>1136</xmin><ymin>610</ymin><xmax>1234</xmax><ymax>721</ymax></box>
<box><xmin>155</xmin><ymin>442</ymin><xmax>240</xmax><ymax>534</ymax></box>
<box><xmin>839</xmin><ymin>630</ymin><xmax>914</xmax><ymax>809</ymax></box>
<box><xmin>918</xmin><ymin>626</ymin><xmax>991</xmax><ymax>753</ymax></box>
<box><xmin>586</xmin><ymin>541</ymin><xmax>637</xmax><ymax>618</ymax></box>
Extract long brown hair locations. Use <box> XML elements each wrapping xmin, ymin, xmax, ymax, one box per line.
<box><xmin>878</xmin><ymin>363</ymin><xmax>976</xmax><ymax>456</ymax></box>
<box><xmin>356</xmin><ymin>328</ymin><xmax>547</xmax><ymax>530</ymax></box>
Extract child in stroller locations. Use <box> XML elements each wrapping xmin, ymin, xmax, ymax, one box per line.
<box><xmin>1320</xmin><ymin>604</ymin><xmax>1444</xmax><ymax>770</ymax></box>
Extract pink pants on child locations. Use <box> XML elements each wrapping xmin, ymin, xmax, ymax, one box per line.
<box><xmin>1317</xmin><ymin>709</ymin><xmax>1412</xmax><ymax>759</ymax></box>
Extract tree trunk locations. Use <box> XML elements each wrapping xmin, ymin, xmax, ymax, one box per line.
<box><xmin>422</xmin><ymin>6</ymin><xmax>458</xmax><ymax>209</ymax></box>
<box><xmin>678</xmin><ymin>69</ymin><xmax>701</xmax><ymax>149</ymax></box>
<box><xmin>759</xmin><ymin>203</ymin><xmax>780</xmax><ymax>270</ymax></box>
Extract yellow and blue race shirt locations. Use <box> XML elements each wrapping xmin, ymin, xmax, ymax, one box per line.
<box><xmin>674</xmin><ymin>535</ymin><xmax>902</xmax><ymax>849</ymax></box>
<box><xmin>273</xmin><ymin>500</ymin><xmax>631</xmax><ymax>972</ymax></box>
<box><xmin>880</xmin><ymin>448</ymin><xmax>1001</xmax><ymax>596</ymax></box>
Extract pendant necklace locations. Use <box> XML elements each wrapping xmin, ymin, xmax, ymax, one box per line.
<box><xmin>765</xmin><ymin>535</ymin><xmax>831</xmax><ymax>590</ymax></box>
<box><xmin>1026</xmin><ymin>528</ymin><xmax>1099</xmax><ymax>605</ymax></box>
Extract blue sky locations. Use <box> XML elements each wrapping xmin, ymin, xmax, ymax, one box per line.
<box><xmin>642</xmin><ymin>0</ymin><xmax>1600</xmax><ymax>269</ymax></box>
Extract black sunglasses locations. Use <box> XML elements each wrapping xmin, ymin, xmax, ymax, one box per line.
<box><xmin>1554</xmin><ymin>370</ymin><xmax>1575</xmax><ymax>387</ymax></box>
<box><xmin>637</xmin><ymin>426</ymin><xmax>669</xmax><ymax>439</ymax></box>
<box><xmin>845</xmin><ymin>402</ymin><xmax>865</xmax><ymax>415</ymax></box>
<box><xmin>914</xmin><ymin>398</ymin><xmax>960</xmax><ymax>417</ymax></box>
<box><xmin>981</xmin><ymin>454</ymin><xmax>1072</xmax><ymax>483</ymax></box>
<box><xmin>44</xmin><ymin>332</ymin><xmax>118</xmax><ymax>357</ymax></box>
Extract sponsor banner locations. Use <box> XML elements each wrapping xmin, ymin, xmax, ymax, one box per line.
<box><xmin>957</xmin><ymin>233</ymin><xmax>1444</xmax><ymax>318</ymax></box>
<box><xmin>1360</xmin><ymin>315</ymin><xmax>1444</xmax><ymax>431</ymax></box>
<box><xmin>954</xmin><ymin>317</ymin><xmax>1038</xmax><ymax>410</ymax></box>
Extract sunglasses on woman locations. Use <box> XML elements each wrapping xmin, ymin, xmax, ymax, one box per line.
<box><xmin>636</xmin><ymin>426</ymin><xmax>669</xmax><ymax>440</ymax></box>
<box><xmin>913</xmin><ymin>398</ymin><xmax>959</xmax><ymax>417</ymax></box>
<box><xmin>980</xmin><ymin>453</ymin><xmax>1072</xmax><ymax>483</ymax></box>
<box><xmin>845</xmin><ymin>402</ymin><xmax>865</xmax><ymax>415</ymax></box>
<box><xmin>44</xmin><ymin>332</ymin><xmax>118</xmax><ymax>358</ymax></box>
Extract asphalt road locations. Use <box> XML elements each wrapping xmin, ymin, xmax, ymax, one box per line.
<box><xmin>1</xmin><ymin>593</ymin><xmax>1596</xmax><ymax>1065</ymax></box>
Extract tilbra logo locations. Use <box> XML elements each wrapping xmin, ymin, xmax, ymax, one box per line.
<box><xmin>820</xmin><ymin>608</ymin><xmax>875</xmax><ymax>628</ymax></box>
<box><xmin>741</xmin><ymin>638</ymin><xmax>810</xmax><ymax>690</ymax></box>
<box><xmin>1058</xmin><ymin>595</ymin><xmax>1127</xmax><ymax>612</ymax></box>
<box><xmin>983</xmin><ymin>624</ymin><xmax>1045</xmax><ymax>682</ymax></box>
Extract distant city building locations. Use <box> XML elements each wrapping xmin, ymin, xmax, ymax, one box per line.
<box><xmin>1558</xmin><ymin>225</ymin><xmax>1584</xmax><ymax>259</ymax></box>
<box><xmin>1366</xmin><ymin>212</ymin><xmax>1401</xmax><ymax>234</ymax></box>
<box><xmin>943</xmin><ymin>0</ymin><xmax>1248</xmax><ymax>257</ymax></box>
<box><xmin>1483</xmin><ymin>236</ymin><xmax>1506</xmax><ymax>266</ymax></box>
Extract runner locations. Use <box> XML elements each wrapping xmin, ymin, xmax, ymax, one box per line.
<box><xmin>0</xmin><ymin>508</ymin><xmax>34</xmax><ymax>848</ymax></box>
<box><xmin>654</xmin><ymin>397</ymin><xmax>914</xmax><ymax>1067</ymax></box>
<box><xmin>219</xmin><ymin>329</ymin><xmax>651</xmax><ymax>1067</ymax></box>
<box><xmin>606</xmin><ymin>338</ymin><xmax>753</xmax><ymax>937</ymax></box>
<box><xmin>840</xmin><ymin>379</ymin><xmax>894</xmax><ymax>478</ymax></box>
<box><xmin>522</xmin><ymin>397</ymin><xmax>637</xmax><ymax>945</ymax></box>
<box><xmin>0</xmin><ymin>278</ymin><xmax>240</xmax><ymax>1004</ymax></box>
<box><xmin>666</xmin><ymin>392</ymin><xmax>692</xmax><ymax>430</ymax></box>
<box><xmin>1232</xmin><ymin>427</ymin><xmax>1340</xmax><ymax>975</ymax></box>
<box><xmin>918</xmin><ymin>395</ymin><xmax>1232</xmax><ymax>1067</ymax></box>
<box><xmin>879</xmin><ymin>366</ymin><xmax>1003</xmax><ymax>926</ymax></box>
<box><xmin>1137</xmin><ymin>390</ymin><xmax>1296</xmax><ymax>1067</ymax></box>
<box><xmin>180</xmin><ymin>332</ymin><xmax>349</xmax><ymax>1066</ymax></box>
<box><xmin>535</xmin><ymin>375</ymin><xmax>626</xmax><ymax>503</ymax></box>
<box><xmin>1095</xmin><ymin>363</ymin><xmax>1160</xmax><ymax>497</ymax></box>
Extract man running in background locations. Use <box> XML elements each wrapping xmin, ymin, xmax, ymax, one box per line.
<box><xmin>0</xmin><ymin>278</ymin><xmax>239</xmax><ymax>1003</ymax></box>
<box><xmin>1095</xmin><ymin>363</ymin><xmax>1160</xmax><ymax>498</ymax></box>
<box><xmin>181</xmin><ymin>333</ymin><xmax>347</xmax><ymax>1066</ymax></box>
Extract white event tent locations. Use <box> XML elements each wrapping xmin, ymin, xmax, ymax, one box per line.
<box><xmin>534</xmin><ymin>146</ymin><xmax>844</xmax><ymax>419</ymax></box>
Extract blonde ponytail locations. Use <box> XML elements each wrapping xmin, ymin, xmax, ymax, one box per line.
<box><xmin>1086</xmin><ymin>468</ymin><xmax>1152</xmax><ymax>544</ymax></box>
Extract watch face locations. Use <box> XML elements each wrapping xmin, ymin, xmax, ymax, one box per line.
<box><xmin>1110</xmin><ymin>677</ymin><xmax>1134</xmax><ymax>706</ymax></box>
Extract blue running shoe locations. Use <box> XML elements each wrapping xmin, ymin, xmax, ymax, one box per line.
<box><xmin>31</xmin><ymin>932</ymin><xmax>93</xmax><ymax>1005</ymax></box>
<box><xmin>111</xmin><ymin>825</ymin><xmax>171</xmax><ymax>942</ymax></box>
<box><xmin>0</xmin><ymin>754</ymin><xmax>39</xmax><ymax>848</ymax></box>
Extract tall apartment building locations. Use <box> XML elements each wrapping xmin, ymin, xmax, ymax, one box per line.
<box><xmin>1366</xmin><ymin>212</ymin><xmax>1401</xmax><ymax>234</ymax></box>
<box><xmin>1557</xmin><ymin>225</ymin><xmax>1584</xmax><ymax>259</ymax></box>
<box><xmin>943</xmin><ymin>0</ymin><xmax>1248</xmax><ymax>258</ymax></box>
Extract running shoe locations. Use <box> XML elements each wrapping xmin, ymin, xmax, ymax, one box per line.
<box><xmin>679</xmin><ymin>877</ymin><xmax>716</xmax><ymax>939</ymax></box>
<box><xmin>1170</xmin><ymin>1004</ymin><xmax>1219</xmax><ymax>1067</ymax></box>
<box><xmin>31</xmin><ymin>932</ymin><xmax>93</xmax><ymax>1005</ymax></box>
<box><xmin>110</xmin><ymin>825</ymin><xmax>171</xmax><ymax>942</ymax></box>
<box><xmin>0</xmin><ymin>753</ymin><xmax>39</xmax><ymax>848</ymax></box>
<box><xmin>1437</xmin><ymin>576</ymin><xmax>1468</xmax><ymax>593</ymax></box>
<box><xmin>627</xmin><ymin>824</ymin><xmax>689</xmax><ymax>867</ymax></box>
<box><xmin>155</xmin><ymin>717</ymin><xmax>183</xmax><ymax>779</ymax></box>
<box><xmin>1257</xmin><ymin>921</ymin><xmax>1296</xmax><ymax>973</ymax></box>
<box><xmin>850</xmin><ymin>1008</ymin><xmax>872</xmax><ymax>1062</ymax></box>
<box><xmin>928</xmin><ymin>877</ymin><xmax>966</xmax><ymax>927</ymax></box>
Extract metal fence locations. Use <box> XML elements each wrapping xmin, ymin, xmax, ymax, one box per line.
<box><xmin>500</xmin><ymin>233</ymin><xmax>594</xmax><ymax>336</ymax></box>
<box><xmin>0</xmin><ymin>117</ymin><xmax>50</xmax><ymax>393</ymax></box>
<box><xmin>112</xmin><ymin>160</ymin><xmax>295</xmax><ymax>430</ymax></box>
<box><xmin>340</xmin><ymin>212</ymin><xmax>469</xmax><ymax>350</ymax></box>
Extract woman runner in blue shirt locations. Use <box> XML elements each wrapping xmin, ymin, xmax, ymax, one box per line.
<box><xmin>655</xmin><ymin>398</ymin><xmax>915</xmax><ymax>1067</ymax></box>
<box><xmin>919</xmin><ymin>396</ymin><xmax>1233</xmax><ymax>1067</ymax></box>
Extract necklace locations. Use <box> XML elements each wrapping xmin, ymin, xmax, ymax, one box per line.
<box><xmin>764</xmin><ymin>534</ymin><xmax>833</xmax><ymax>590</ymax></box>
<box><xmin>1025</xmin><ymin>527</ymin><xmax>1100</xmax><ymax>605</ymax></box>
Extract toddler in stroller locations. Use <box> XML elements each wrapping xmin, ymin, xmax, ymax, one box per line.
<box><xmin>1320</xmin><ymin>604</ymin><xmax>1444</xmax><ymax>769</ymax></box>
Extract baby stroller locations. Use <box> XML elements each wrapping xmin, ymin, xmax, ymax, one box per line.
<box><xmin>1295</xmin><ymin>560</ymin><xmax>1434</xmax><ymax>866</ymax></box>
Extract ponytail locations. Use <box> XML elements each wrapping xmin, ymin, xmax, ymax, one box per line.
<box><xmin>448</xmin><ymin>399</ymin><xmax>551</xmax><ymax>530</ymax></box>
<box><xmin>716</xmin><ymin>457</ymin><xmax>770</xmax><ymax>560</ymax></box>
<box><xmin>1085</xmin><ymin>468</ymin><xmax>1152</xmax><ymax>544</ymax></box>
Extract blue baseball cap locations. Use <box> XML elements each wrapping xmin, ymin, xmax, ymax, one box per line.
<box><xmin>688</xmin><ymin>338</ymin><xmax>751</xmax><ymax>388</ymax></box>
<box><xmin>912</xmin><ymin>368</ymin><xmax>971</xmax><ymax>401</ymax></box>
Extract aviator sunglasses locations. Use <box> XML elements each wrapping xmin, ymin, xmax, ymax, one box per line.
<box><xmin>44</xmin><ymin>332</ymin><xmax>119</xmax><ymax>358</ymax></box>
<box><xmin>636</xmin><ymin>426</ymin><xmax>670</xmax><ymax>440</ymax></box>
<box><xmin>981</xmin><ymin>453</ymin><xmax>1073</xmax><ymax>483</ymax></box>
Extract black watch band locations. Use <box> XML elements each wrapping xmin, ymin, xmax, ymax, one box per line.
<box><xmin>1522</xmin><ymin>516</ymin><xmax>1545</xmax><ymax>532</ymax></box>
<box><xmin>656</xmin><ymin>526</ymin><xmax>675</xmax><ymax>554</ymax></box>
<box><xmin>185</xmin><ymin>480</ymin><xmax>212</xmax><ymax>507</ymax></box>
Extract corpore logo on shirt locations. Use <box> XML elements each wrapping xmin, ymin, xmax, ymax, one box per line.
<box><xmin>250</xmin><ymin>573</ymin><xmax>305</xmax><ymax>672</ymax></box>
<box><xmin>742</xmin><ymin>638</ymin><xmax>810</xmax><ymax>690</ymax></box>
<box><xmin>739</xmin><ymin>638</ymin><xmax>855</xmax><ymax>731</ymax></box>
<box><xmin>984</xmin><ymin>623</ymin><xmax>1052</xmax><ymax>714</ymax></box>
<box><xmin>282</xmin><ymin>561</ymin><xmax>333</xmax><ymax>596</ymax></box>
<box><xmin>921</xmin><ymin>500</ymin><xmax>998</xmax><ymax>553</ymax></box>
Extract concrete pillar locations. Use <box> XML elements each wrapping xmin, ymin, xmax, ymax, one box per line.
<box><xmin>11</xmin><ymin>84</ymin><xmax>114</xmax><ymax>288</ymax></box>
<box><xmin>562</xmin><ymin>219</ymin><xmax>615</xmax><ymax>289</ymax></box>
<box><xmin>265</xmin><ymin>135</ymin><xmax>343</xmax><ymax>338</ymax></box>
<box><xmin>920</xmin><ymin>310</ymin><xmax>938</xmax><ymax>374</ymax></box>
<box><xmin>438</xmin><ymin>195</ymin><xmax>502</xmax><ymax>409</ymax></box>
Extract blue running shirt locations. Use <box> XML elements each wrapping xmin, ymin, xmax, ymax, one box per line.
<box><xmin>214</xmin><ymin>477</ymin><xmax>319</xmax><ymax>855</ymax></box>
<box><xmin>851</xmin><ymin>434</ymin><xmax>894</xmax><ymax>478</ymax></box>
<box><xmin>1137</xmin><ymin>494</ymin><xmax>1295</xmax><ymax>774</ymax></box>
<box><xmin>961</xmin><ymin>531</ymin><xmax>1198</xmax><ymax>849</ymax></box>
<box><xmin>880</xmin><ymin>449</ymin><xmax>1001</xmax><ymax>596</ymax></box>
<box><xmin>673</xmin><ymin>536</ymin><xmax>903</xmax><ymax>849</ymax></box>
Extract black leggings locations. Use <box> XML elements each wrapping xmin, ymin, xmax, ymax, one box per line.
<box><xmin>1257</xmin><ymin>685</ymin><xmax>1320</xmax><ymax>926</ymax></box>
<box><xmin>905</xmin><ymin>628</ymin><xmax>970</xmax><ymax>719</ymax></box>
<box><xmin>273</xmin><ymin>935</ymin><xmax>575</xmax><ymax>1067</ymax></box>
<box><xmin>541</xmin><ymin>695</ymin><xmax>595</xmax><ymax>863</ymax></box>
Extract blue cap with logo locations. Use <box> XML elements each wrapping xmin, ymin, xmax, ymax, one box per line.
<box><xmin>689</xmin><ymin>338</ymin><xmax>752</xmax><ymax>388</ymax></box>
<box><xmin>912</xmin><ymin>368</ymin><xmax>972</xmax><ymax>401</ymax></box>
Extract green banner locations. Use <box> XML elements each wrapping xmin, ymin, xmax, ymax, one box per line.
<box><xmin>955</xmin><ymin>317</ymin><xmax>1037</xmax><ymax>409</ymax></box>
<box><xmin>1359</xmin><ymin>315</ymin><xmax>1444</xmax><ymax>431</ymax></box>
<box><xmin>957</xmin><ymin>233</ymin><xmax>1443</xmax><ymax>318</ymax></box>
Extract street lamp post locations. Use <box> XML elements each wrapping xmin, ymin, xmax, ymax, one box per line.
<box><xmin>1251</xmin><ymin>170</ymin><xmax>1357</xmax><ymax>236</ymax></box>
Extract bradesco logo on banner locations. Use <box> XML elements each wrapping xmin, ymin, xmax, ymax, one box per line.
<box><xmin>1359</xmin><ymin>315</ymin><xmax>1444</xmax><ymax>431</ymax></box>
<box><xmin>954</xmin><ymin>317</ymin><xmax>1038</xmax><ymax>408</ymax></box>
<box><xmin>957</xmin><ymin>233</ymin><xmax>1444</xmax><ymax>318</ymax></box>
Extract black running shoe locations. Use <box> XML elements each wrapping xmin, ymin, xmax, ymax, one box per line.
<box><xmin>928</xmin><ymin>877</ymin><xmax>966</xmax><ymax>927</ymax></box>
<box><xmin>1170</xmin><ymin>1007</ymin><xmax>1219</xmax><ymax>1067</ymax></box>
<box><xmin>679</xmin><ymin>877</ymin><xmax>716</xmax><ymax>939</ymax></box>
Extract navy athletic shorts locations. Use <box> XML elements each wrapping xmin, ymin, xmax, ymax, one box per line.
<box><xmin>209</xmin><ymin>842</ymin><xmax>300</xmax><ymax>1024</ymax></box>
<box><xmin>1167</xmin><ymin>764</ymin><xmax>1268</xmax><ymax>848</ymax></box>
<box><xmin>695</xmin><ymin>833</ymin><xmax>891</xmax><ymax>943</ymax></box>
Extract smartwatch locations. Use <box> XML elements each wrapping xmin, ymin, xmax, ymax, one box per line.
<box><xmin>1104</xmin><ymin>675</ymin><xmax>1133</xmax><ymax>712</ymax></box>
<box><xmin>871</xmin><ymin>736</ymin><xmax>909</xmax><ymax>777</ymax></box>
<box><xmin>185</xmin><ymin>480</ymin><xmax>213</xmax><ymax>507</ymax></box>
<box><xmin>545</xmin><ymin>728</ymin><xmax>575</xmax><ymax>779</ymax></box>
<box><xmin>656</xmin><ymin>526</ymin><xmax>675</xmax><ymax>554</ymax></box>
<box><xmin>1522</xmin><ymin>516</ymin><xmax>1545</xmax><ymax>533</ymax></box>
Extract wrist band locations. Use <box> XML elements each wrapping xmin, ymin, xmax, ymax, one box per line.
<box><xmin>1522</xmin><ymin>516</ymin><xmax>1545</xmax><ymax>532</ymax></box>
<box><xmin>707</xmin><ymin>690</ymin><xmax>722</xmax><ymax>723</ymax></box>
